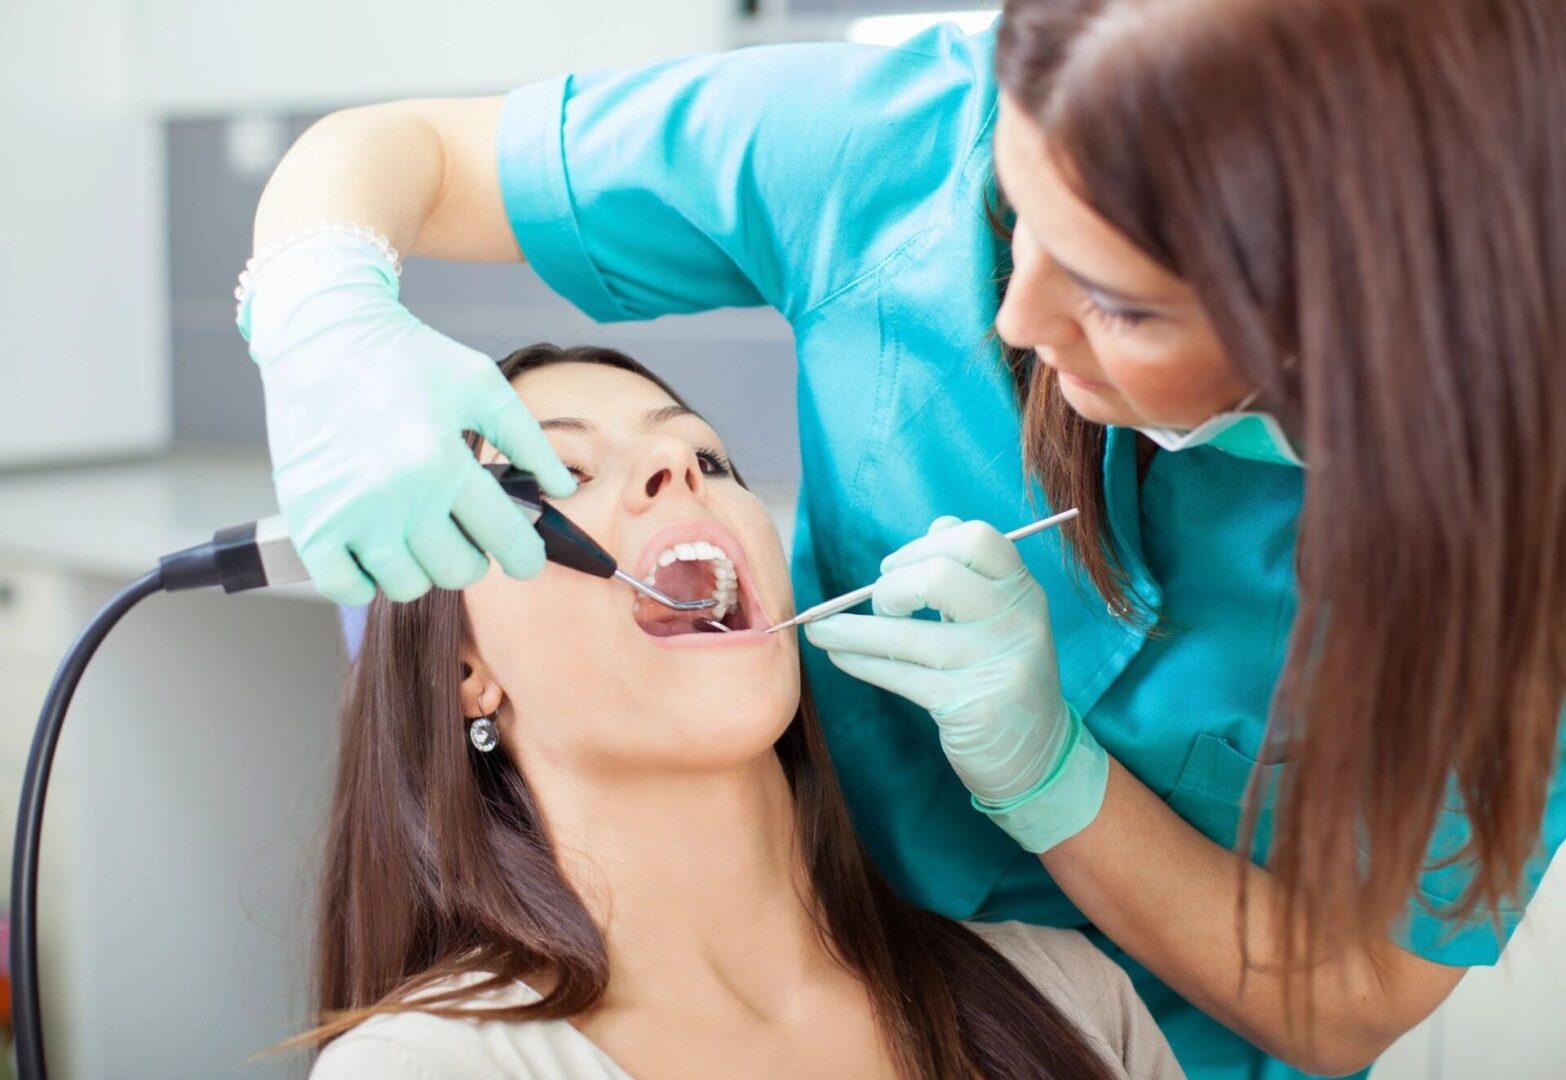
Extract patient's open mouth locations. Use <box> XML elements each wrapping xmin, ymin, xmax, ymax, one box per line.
<box><xmin>632</xmin><ymin>539</ymin><xmax>756</xmax><ymax>637</ymax></box>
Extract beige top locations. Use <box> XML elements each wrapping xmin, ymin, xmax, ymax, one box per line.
<box><xmin>310</xmin><ymin>921</ymin><xmax>1183</xmax><ymax>1079</ymax></box>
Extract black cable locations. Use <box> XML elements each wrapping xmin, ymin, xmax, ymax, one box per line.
<box><xmin>10</xmin><ymin>568</ymin><xmax>166</xmax><ymax>1080</ymax></box>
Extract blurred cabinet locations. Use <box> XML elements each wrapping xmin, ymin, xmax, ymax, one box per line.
<box><xmin>0</xmin><ymin>554</ymin><xmax>348</xmax><ymax>1080</ymax></box>
<box><xmin>739</xmin><ymin>0</ymin><xmax>999</xmax><ymax>44</ymax></box>
<box><xmin>0</xmin><ymin>0</ymin><xmax>168</xmax><ymax>468</ymax></box>
<box><xmin>0</xmin><ymin>563</ymin><xmax>82</xmax><ymax>1079</ymax></box>
<box><xmin>0</xmin><ymin>563</ymin><xmax>76</xmax><ymax>908</ymax></box>
<box><xmin>132</xmin><ymin>0</ymin><xmax>733</xmax><ymax>114</ymax></box>
<box><xmin>0</xmin><ymin>456</ymin><xmax>347</xmax><ymax>1079</ymax></box>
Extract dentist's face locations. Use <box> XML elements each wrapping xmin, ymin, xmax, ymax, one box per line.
<box><xmin>992</xmin><ymin>95</ymin><xmax>1251</xmax><ymax>429</ymax></box>
<box><xmin>461</xmin><ymin>362</ymin><xmax>799</xmax><ymax>779</ymax></box>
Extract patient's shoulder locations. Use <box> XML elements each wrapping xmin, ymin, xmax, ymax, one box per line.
<box><xmin>967</xmin><ymin>919</ymin><xmax>1117</xmax><ymax>988</ymax></box>
<box><xmin>965</xmin><ymin>920</ymin><xmax>1185</xmax><ymax>1080</ymax></box>
<box><xmin>309</xmin><ymin>975</ymin><xmax>630</xmax><ymax>1080</ymax></box>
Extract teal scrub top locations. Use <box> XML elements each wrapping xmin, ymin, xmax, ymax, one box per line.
<box><xmin>495</xmin><ymin>24</ymin><xmax>1566</xmax><ymax>1080</ymax></box>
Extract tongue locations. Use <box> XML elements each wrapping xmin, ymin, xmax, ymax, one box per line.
<box><xmin>633</xmin><ymin>560</ymin><xmax>716</xmax><ymax>636</ymax></box>
<box><xmin>648</xmin><ymin>559</ymin><xmax>714</xmax><ymax>602</ymax></box>
<box><xmin>639</xmin><ymin>613</ymin><xmax>712</xmax><ymax>637</ymax></box>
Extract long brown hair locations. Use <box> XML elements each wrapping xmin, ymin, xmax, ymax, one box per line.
<box><xmin>304</xmin><ymin>344</ymin><xmax>1115</xmax><ymax>1078</ymax></box>
<box><xmin>998</xmin><ymin>0</ymin><xmax>1566</xmax><ymax>969</ymax></box>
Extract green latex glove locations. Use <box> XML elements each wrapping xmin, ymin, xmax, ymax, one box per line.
<box><xmin>238</xmin><ymin>232</ymin><xmax>575</xmax><ymax>605</ymax></box>
<box><xmin>804</xmin><ymin>517</ymin><xmax>1109</xmax><ymax>853</ymax></box>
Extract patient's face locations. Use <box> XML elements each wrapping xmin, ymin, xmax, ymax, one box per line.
<box><xmin>462</xmin><ymin>362</ymin><xmax>799</xmax><ymax>775</ymax></box>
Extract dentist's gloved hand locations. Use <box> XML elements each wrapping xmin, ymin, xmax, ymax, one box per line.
<box><xmin>238</xmin><ymin>231</ymin><xmax>576</xmax><ymax>605</ymax></box>
<box><xmin>804</xmin><ymin>517</ymin><xmax>1108</xmax><ymax>853</ymax></box>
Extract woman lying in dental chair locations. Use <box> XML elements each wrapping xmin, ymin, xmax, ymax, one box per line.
<box><xmin>303</xmin><ymin>343</ymin><xmax>1181</xmax><ymax>1080</ymax></box>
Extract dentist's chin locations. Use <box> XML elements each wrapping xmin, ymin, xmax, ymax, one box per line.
<box><xmin>1050</xmin><ymin>367</ymin><xmax>1128</xmax><ymax>427</ymax></box>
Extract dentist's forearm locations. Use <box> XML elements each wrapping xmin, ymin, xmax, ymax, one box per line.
<box><xmin>1040</xmin><ymin>759</ymin><xmax>1463</xmax><ymax>1076</ymax></box>
<box><xmin>254</xmin><ymin>98</ymin><xmax>519</xmax><ymax>262</ymax></box>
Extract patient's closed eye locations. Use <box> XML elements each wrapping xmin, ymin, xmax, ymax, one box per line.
<box><xmin>562</xmin><ymin>446</ymin><xmax>726</xmax><ymax>488</ymax></box>
<box><xmin>696</xmin><ymin>447</ymin><xmax>733</xmax><ymax>477</ymax></box>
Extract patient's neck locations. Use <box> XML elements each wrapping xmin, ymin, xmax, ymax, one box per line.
<box><xmin>533</xmin><ymin>746</ymin><xmax>828</xmax><ymax>1016</ymax></box>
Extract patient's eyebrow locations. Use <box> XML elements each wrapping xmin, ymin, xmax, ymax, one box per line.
<box><xmin>538</xmin><ymin>417</ymin><xmax>594</xmax><ymax>433</ymax></box>
<box><xmin>645</xmin><ymin>404</ymin><xmax>699</xmax><ymax>426</ymax></box>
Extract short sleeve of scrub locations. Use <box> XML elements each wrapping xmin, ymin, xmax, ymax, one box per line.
<box><xmin>1395</xmin><ymin>714</ymin><xmax>1566</xmax><ymax>966</ymax></box>
<box><xmin>495</xmin><ymin>28</ymin><xmax>996</xmax><ymax>324</ymax></box>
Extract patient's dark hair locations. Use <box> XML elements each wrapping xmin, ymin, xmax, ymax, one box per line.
<box><xmin>302</xmin><ymin>343</ymin><xmax>1115</xmax><ymax>1078</ymax></box>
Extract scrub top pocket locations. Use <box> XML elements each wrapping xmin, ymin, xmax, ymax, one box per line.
<box><xmin>1167</xmin><ymin>733</ymin><xmax>1289</xmax><ymax>859</ymax></box>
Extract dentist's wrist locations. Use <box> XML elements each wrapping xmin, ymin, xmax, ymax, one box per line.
<box><xmin>237</xmin><ymin>228</ymin><xmax>405</xmax><ymax>349</ymax></box>
<box><xmin>972</xmin><ymin>706</ymin><xmax>1110</xmax><ymax>853</ymax></box>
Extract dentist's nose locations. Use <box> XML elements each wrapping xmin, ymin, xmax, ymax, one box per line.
<box><xmin>995</xmin><ymin>222</ymin><xmax>1085</xmax><ymax>351</ymax></box>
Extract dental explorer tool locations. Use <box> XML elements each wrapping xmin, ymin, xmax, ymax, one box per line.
<box><xmin>763</xmin><ymin>508</ymin><xmax>1080</xmax><ymax>634</ymax></box>
<box><xmin>167</xmin><ymin>463</ymin><xmax>715</xmax><ymax>612</ymax></box>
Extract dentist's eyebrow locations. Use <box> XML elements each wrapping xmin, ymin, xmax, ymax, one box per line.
<box><xmin>992</xmin><ymin>155</ymin><xmax>1167</xmax><ymax>310</ymax></box>
<box><xmin>1054</xmin><ymin>258</ymin><xmax>1162</xmax><ymax>310</ymax></box>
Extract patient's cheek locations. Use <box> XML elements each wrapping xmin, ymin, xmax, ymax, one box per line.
<box><xmin>462</xmin><ymin>576</ymin><xmax>556</xmax><ymax>677</ymax></box>
<box><xmin>462</xmin><ymin>570</ymin><xmax>623</xmax><ymax>713</ymax></box>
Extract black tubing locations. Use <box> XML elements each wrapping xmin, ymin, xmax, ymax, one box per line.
<box><xmin>10</xmin><ymin>568</ymin><xmax>165</xmax><ymax>1080</ymax></box>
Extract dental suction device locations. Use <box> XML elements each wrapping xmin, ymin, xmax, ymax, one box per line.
<box><xmin>10</xmin><ymin>465</ymin><xmax>709</xmax><ymax>1080</ymax></box>
<box><xmin>164</xmin><ymin>463</ymin><xmax>717</xmax><ymax>609</ymax></box>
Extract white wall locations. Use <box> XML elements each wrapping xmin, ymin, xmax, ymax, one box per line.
<box><xmin>0</xmin><ymin>0</ymin><xmax>735</xmax><ymax>472</ymax></box>
<box><xmin>0</xmin><ymin>0</ymin><xmax>169</xmax><ymax>467</ymax></box>
<box><xmin>1375</xmin><ymin>853</ymin><xmax>1566</xmax><ymax>1079</ymax></box>
<box><xmin>132</xmin><ymin>0</ymin><xmax>734</xmax><ymax>115</ymax></box>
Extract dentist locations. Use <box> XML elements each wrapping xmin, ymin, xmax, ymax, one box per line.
<box><xmin>239</xmin><ymin>1</ymin><xmax>1566</xmax><ymax>1076</ymax></box>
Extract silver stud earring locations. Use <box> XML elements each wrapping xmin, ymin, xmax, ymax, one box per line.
<box><xmin>468</xmin><ymin>713</ymin><xmax>499</xmax><ymax>753</ymax></box>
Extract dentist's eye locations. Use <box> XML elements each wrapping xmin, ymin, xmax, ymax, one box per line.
<box><xmin>695</xmin><ymin>447</ymin><xmax>733</xmax><ymax>477</ymax></box>
<box><xmin>1077</xmin><ymin>292</ymin><xmax>1152</xmax><ymax>333</ymax></box>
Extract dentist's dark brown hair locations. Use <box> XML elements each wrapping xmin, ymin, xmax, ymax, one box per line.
<box><xmin>998</xmin><ymin>0</ymin><xmax>1565</xmax><ymax>981</ymax></box>
<box><xmin>300</xmin><ymin>344</ymin><xmax>1114</xmax><ymax>1078</ymax></box>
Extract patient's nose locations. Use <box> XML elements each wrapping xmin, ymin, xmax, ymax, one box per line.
<box><xmin>628</xmin><ymin>442</ymin><xmax>704</xmax><ymax>511</ymax></box>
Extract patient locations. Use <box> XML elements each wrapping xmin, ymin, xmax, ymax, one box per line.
<box><xmin>306</xmin><ymin>344</ymin><xmax>1181</xmax><ymax>1079</ymax></box>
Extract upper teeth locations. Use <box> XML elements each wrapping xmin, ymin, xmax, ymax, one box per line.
<box><xmin>643</xmin><ymin>541</ymin><xmax>740</xmax><ymax>619</ymax></box>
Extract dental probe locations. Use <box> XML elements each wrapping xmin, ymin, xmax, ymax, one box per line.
<box><xmin>163</xmin><ymin>464</ymin><xmax>714</xmax><ymax>612</ymax></box>
<box><xmin>763</xmin><ymin>508</ymin><xmax>1081</xmax><ymax>634</ymax></box>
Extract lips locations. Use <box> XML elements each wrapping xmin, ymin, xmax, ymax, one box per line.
<box><xmin>1036</xmin><ymin>347</ymin><xmax>1111</xmax><ymax>391</ymax></box>
<box><xmin>628</xmin><ymin>520</ymin><xmax>773</xmax><ymax>647</ymax></box>
<box><xmin>1058</xmin><ymin>369</ymin><xmax>1111</xmax><ymax>391</ymax></box>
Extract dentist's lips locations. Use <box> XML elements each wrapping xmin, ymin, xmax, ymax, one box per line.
<box><xmin>628</xmin><ymin>520</ymin><xmax>774</xmax><ymax>647</ymax></box>
<box><xmin>1036</xmin><ymin>348</ymin><xmax>1111</xmax><ymax>391</ymax></box>
<box><xmin>1059</xmin><ymin>370</ymin><xmax>1111</xmax><ymax>391</ymax></box>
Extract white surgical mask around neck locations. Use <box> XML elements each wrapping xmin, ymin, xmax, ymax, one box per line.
<box><xmin>1134</xmin><ymin>387</ymin><xmax>1305</xmax><ymax>467</ymax></box>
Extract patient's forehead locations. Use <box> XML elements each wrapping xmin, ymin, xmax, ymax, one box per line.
<box><xmin>514</xmin><ymin>362</ymin><xmax>671</xmax><ymax>420</ymax></box>
<box><xmin>513</xmin><ymin>362</ymin><xmax>722</xmax><ymax>446</ymax></box>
